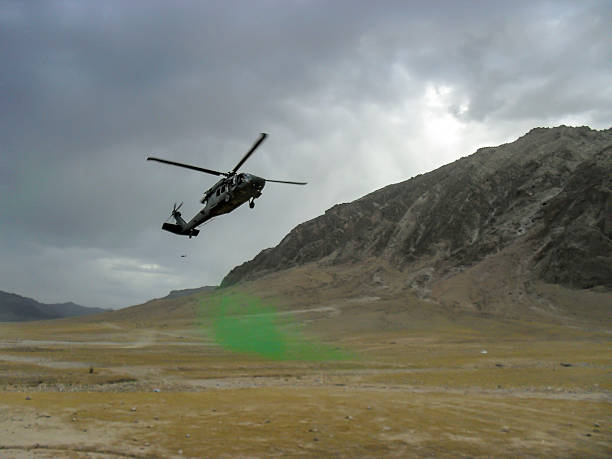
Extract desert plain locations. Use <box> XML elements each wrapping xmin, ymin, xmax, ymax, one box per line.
<box><xmin>1</xmin><ymin>276</ymin><xmax>611</xmax><ymax>458</ymax></box>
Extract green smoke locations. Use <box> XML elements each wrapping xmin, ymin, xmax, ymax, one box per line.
<box><xmin>200</xmin><ymin>292</ymin><xmax>352</xmax><ymax>361</ymax></box>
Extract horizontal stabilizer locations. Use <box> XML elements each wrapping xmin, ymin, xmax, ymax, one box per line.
<box><xmin>162</xmin><ymin>223</ymin><xmax>199</xmax><ymax>237</ymax></box>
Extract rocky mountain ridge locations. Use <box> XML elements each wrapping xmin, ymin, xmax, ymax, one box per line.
<box><xmin>222</xmin><ymin>126</ymin><xmax>612</xmax><ymax>292</ymax></box>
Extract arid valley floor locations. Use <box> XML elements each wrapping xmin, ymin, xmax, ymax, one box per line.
<box><xmin>1</xmin><ymin>282</ymin><xmax>611</xmax><ymax>458</ymax></box>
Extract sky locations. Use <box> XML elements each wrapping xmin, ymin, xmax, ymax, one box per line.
<box><xmin>1</xmin><ymin>0</ymin><xmax>611</xmax><ymax>309</ymax></box>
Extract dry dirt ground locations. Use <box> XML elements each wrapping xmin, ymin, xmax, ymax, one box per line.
<box><xmin>0</xmin><ymin>295</ymin><xmax>610</xmax><ymax>458</ymax></box>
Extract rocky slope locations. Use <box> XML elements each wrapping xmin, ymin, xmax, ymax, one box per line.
<box><xmin>164</xmin><ymin>286</ymin><xmax>217</xmax><ymax>299</ymax></box>
<box><xmin>0</xmin><ymin>290</ymin><xmax>108</xmax><ymax>322</ymax></box>
<box><xmin>222</xmin><ymin>126</ymin><xmax>612</xmax><ymax>294</ymax></box>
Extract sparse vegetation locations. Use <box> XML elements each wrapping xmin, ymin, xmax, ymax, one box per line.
<box><xmin>1</xmin><ymin>295</ymin><xmax>610</xmax><ymax>457</ymax></box>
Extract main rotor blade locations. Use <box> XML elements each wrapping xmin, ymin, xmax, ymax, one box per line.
<box><xmin>147</xmin><ymin>157</ymin><xmax>225</xmax><ymax>176</ymax></box>
<box><xmin>231</xmin><ymin>133</ymin><xmax>267</xmax><ymax>174</ymax></box>
<box><xmin>264</xmin><ymin>178</ymin><xmax>307</xmax><ymax>185</ymax></box>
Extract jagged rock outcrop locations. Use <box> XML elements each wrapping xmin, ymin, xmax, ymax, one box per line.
<box><xmin>533</xmin><ymin>145</ymin><xmax>612</xmax><ymax>288</ymax></box>
<box><xmin>222</xmin><ymin>126</ymin><xmax>612</xmax><ymax>290</ymax></box>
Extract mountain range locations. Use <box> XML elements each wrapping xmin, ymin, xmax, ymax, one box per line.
<box><xmin>218</xmin><ymin>125</ymin><xmax>610</xmax><ymax>320</ymax></box>
<box><xmin>4</xmin><ymin>126</ymin><xmax>610</xmax><ymax>324</ymax></box>
<box><xmin>0</xmin><ymin>290</ymin><xmax>108</xmax><ymax>322</ymax></box>
<box><xmin>223</xmin><ymin>126</ymin><xmax>611</xmax><ymax>287</ymax></box>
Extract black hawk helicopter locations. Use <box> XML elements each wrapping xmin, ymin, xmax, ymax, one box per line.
<box><xmin>147</xmin><ymin>133</ymin><xmax>306</xmax><ymax>238</ymax></box>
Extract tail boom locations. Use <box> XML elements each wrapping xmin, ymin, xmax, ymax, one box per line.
<box><xmin>161</xmin><ymin>223</ymin><xmax>200</xmax><ymax>237</ymax></box>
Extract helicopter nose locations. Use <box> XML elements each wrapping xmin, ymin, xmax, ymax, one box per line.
<box><xmin>250</xmin><ymin>175</ymin><xmax>266</xmax><ymax>189</ymax></box>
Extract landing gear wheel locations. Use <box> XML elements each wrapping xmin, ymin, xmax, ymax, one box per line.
<box><xmin>249</xmin><ymin>200</ymin><xmax>255</xmax><ymax>209</ymax></box>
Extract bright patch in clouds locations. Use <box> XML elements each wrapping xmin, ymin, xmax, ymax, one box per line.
<box><xmin>423</xmin><ymin>84</ymin><xmax>468</xmax><ymax>149</ymax></box>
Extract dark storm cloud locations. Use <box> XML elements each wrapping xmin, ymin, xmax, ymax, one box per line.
<box><xmin>2</xmin><ymin>1</ymin><xmax>382</xmax><ymax>152</ymax></box>
<box><xmin>1</xmin><ymin>0</ymin><xmax>610</xmax><ymax>307</ymax></box>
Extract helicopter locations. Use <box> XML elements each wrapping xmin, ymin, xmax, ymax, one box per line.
<box><xmin>147</xmin><ymin>133</ymin><xmax>306</xmax><ymax>238</ymax></box>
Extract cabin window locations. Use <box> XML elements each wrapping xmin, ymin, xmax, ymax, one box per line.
<box><xmin>216</xmin><ymin>189</ymin><xmax>220</xmax><ymax>196</ymax></box>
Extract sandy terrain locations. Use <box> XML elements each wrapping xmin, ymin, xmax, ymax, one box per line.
<box><xmin>1</xmin><ymin>296</ymin><xmax>611</xmax><ymax>458</ymax></box>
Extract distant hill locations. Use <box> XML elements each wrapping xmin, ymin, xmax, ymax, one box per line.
<box><xmin>0</xmin><ymin>290</ymin><xmax>108</xmax><ymax>322</ymax></box>
<box><xmin>164</xmin><ymin>286</ymin><xmax>217</xmax><ymax>299</ymax></box>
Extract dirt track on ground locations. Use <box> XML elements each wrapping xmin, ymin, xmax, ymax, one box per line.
<box><xmin>1</xmin><ymin>302</ymin><xmax>611</xmax><ymax>457</ymax></box>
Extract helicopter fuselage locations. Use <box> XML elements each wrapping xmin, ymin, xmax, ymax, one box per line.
<box><xmin>183</xmin><ymin>173</ymin><xmax>265</xmax><ymax>232</ymax></box>
<box><xmin>149</xmin><ymin>133</ymin><xmax>305</xmax><ymax>238</ymax></box>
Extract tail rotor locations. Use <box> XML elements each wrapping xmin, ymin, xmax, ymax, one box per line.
<box><xmin>167</xmin><ymin>202</ymin><xmax>183</xmax><ymax>222</ymax></box>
